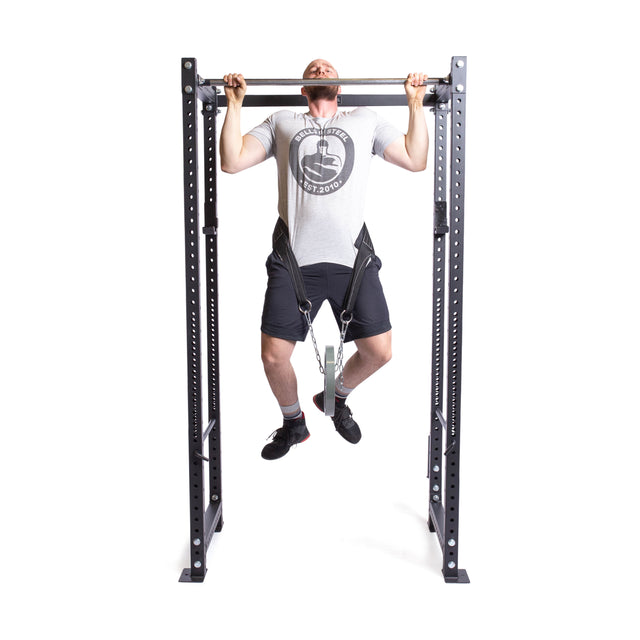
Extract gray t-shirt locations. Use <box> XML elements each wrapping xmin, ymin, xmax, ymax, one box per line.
<box><xmin>248</xmin><ymin>108</ymin><xmax>402</xmax><ymax>266</ymax></box>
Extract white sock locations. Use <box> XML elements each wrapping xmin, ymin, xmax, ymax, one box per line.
<box><xmin>335</xmin><ymin>379</ymin><xmax>355</xmax><ymax>399</ymax></box>
<box><xmin>281</xmin><ymin>400</ymin><xmax>302</xmax><ymax>420</ymax></box>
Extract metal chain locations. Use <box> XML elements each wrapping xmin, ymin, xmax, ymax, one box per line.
<box><xmin>335</xmin><ymin>315</ymin><xmax>351</xmax><ymax>383</ymax></box>
<box><xmin>303</xmin><ymin>309</ymin><xmax>324</xmax><ymax>374</ymax></box>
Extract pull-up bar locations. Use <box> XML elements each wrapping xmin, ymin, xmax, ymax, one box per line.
<box><xmin>194</xmin><ymin>77</ymin><xmax>454</xmax><ymax>108</ymax></box>
<box><xmin>202</xmin><ymin>77</ymin><xmax>448</xmax><ymax>87</ymax></box>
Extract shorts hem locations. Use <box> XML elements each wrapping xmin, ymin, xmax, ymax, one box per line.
<box><xmin>261</xmin><ymin>325</ymin><xmax>308</xmax><ymax>343</ymax></box>
<box><xmin>345</xmin><ymin>323</ymin><xmax>392</xmax><ymax>343</ymax></box>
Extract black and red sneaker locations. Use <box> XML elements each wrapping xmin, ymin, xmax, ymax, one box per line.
<box><xmin>313</xmin><ymin>392</ymin><xmax>362</xmax><ymax>444</ymax></box>
<box><xmin>261</xmin><ymin>414</ymin><xmax>310</xmax><ymax>460</ymax></box>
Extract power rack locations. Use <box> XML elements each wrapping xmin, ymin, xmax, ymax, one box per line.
<box><xmin>179</xmin><ymin>57</ymin><xmax>469</xmax><ymax>583</ymax></box>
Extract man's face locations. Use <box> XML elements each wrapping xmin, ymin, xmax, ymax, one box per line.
<box><xmin>302</xmin><ymin>59</ymin><xmax>341</xmax><ymax>101</ymax></box>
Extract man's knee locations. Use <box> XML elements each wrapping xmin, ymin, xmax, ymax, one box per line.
<box><xmin>357</xmin><ymin>333</ymin><xmax>392</xmax><ymax>369</ymax></box>
<box><xmin>372</xmin><ymin>343</ymin><xmax>392</xmax><ymax>369</ymax></box>
<box><xmin>261</xmin><ymin>334</ymin><xmax>295</xmax><ymax>371</ymax></box>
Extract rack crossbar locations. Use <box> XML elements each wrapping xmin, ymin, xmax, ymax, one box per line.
<box><xmin>197</xmin><ymin>86</ymin><xmax>446</xmax><ymax>109</ymax></box>
<box><xmin>435</xmin><ymin>408</ymin><xmax>447</xmax><ymax>432</ymax></box>
<box><xmin>222</xmin><ymin>94</ymin><xmax>441</xmax><ymax>109</ymax></box>
<box><xmin>429</xmin><ymin>502</ymin><xmax>445</xmax><ymax>547</ymax></box>
<box><xmin>204</xmin><ymin>501</ymin><xmax>223</xmax><ymax>550</ymax></box>
<box><xmin>202</xmin><ymin>418</ymin><xmax>216</xmax><ymax>443</ymax></box>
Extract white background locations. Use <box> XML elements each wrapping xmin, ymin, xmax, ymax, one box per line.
<box><xmin>1</xmin><ymin>1</ymin><xmax>638</xmax><ymax>638</ymax></box>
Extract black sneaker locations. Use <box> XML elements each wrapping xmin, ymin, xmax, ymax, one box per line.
<box><xmin>261</xmin><ymin>414</ymin><xmax>310</xmax><ymax>460</ymax></box>
<box><xmin>313</xmin><ymin>392</ymin><xmax>362</xmax><ymax>444</ymax></box>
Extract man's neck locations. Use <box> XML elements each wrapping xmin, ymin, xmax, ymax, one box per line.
<box><xmin>307</xmin><ymin>99</ymin><xmax>339</xmax><ymax>118</ymax></box>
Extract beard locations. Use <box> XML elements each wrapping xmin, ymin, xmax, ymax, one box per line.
<box><xmin>304</xmin><ymin>84</ymin><xmax>340</xmax><ymax>101</ymax></box>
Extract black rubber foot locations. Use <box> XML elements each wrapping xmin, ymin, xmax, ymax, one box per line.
<box><xmin>443</xmin><ymin>569</ymin><xmax>470</xmax><ymax>584</ymax></box>
<box><xmin>179</xmin><ymin>567</ymin><xmax>207</xmax><ymax>583</ymax></box>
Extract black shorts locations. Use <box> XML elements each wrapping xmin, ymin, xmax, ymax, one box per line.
<box><xmin>261</xmin><ymin>252</ymin><xmax>391</xmax><ymax>343</ymax></box>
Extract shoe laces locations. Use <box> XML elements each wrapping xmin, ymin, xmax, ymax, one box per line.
<box><xmin>266</xmin><ymin>428</ymin><xmax>285</xmax><ymax>442</ymax></box>
<box><xmin>333</xmin><ymin>402</ymin><xmax>355</xmax><ymax>427</ymax></box>
<box><xmin>266</xmin><ymin>425</ymin><xmax>300</xmax><ymax>446</ymax></box>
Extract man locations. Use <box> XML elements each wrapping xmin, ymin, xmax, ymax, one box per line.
<box><xmin>220</xmin><ymin>59</ymin><xmax>428</xmax><ymax>460</ymax></box>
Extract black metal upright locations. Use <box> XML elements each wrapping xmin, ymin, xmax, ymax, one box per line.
<box><xmin>179</xmin><ymin>57</ymin><xmax>469</xmax><ymax>583</ymax></box>
<box><xmin>202</xmin><ymin>91</ymin><xmax>224</xmax><ymax>537</ymax></box>
<box><xmin>427</xmin><ymin>56</ymin><xmax>469</xmax><ymax>583</ymax></box>
<box><xmin>427</xmin><ymin>90</ymin><xmax>449</xmax><ymax>547</ymax></box>
<box><xmin>180</xmin><ymin>58</ymin><xmax>223</xmax><ymax>583</ymax></box>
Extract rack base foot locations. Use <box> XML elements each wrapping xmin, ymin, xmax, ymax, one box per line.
<box><xmin>179</xmin><ymin>568</ymin><xmax>208</xmax><ymax>583</ymax></box>
<box><xmin>443</xmin><ymin>569</ymin><xmax>470</xmax><ymax>584</ymax></box>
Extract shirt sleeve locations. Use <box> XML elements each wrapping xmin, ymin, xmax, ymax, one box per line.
<box><xmin>247</xmin><ymin>113</ymin><xmax>277</xmax><ymax>159</ymax></box>
<box><xmin>372</xmin><ymin>114</ymin><xmax>403</xmax><ymax>158</ymax></box>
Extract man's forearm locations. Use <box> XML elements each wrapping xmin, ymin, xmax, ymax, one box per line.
<box><xmin>220</xmin><ymin>102</ymin><xmax>243</xmax><ymax>173</ymax></box>
<box><xmin>404</xmin><ymin>99</ymin><xmax>429</xmax><ymax>171</ymax></box>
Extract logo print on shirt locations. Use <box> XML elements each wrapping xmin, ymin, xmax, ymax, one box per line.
<box><xmin>289</xmin><ymin>127</ymin><xmax>354</xmax><ymax>195</ymax></box>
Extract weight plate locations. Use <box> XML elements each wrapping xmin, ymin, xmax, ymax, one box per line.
<box><xmin>324</xmin><ymin>345</ymin><xmax>335</xmax><ymax>417</ymax></box>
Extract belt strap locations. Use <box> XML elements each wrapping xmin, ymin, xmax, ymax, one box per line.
<box><xmin>271</xmin><ymin>218</ymin><xmax>376</xmax><ymax>316</ymax></box>
<box><xmin>272</xmin><ymin>218</ymin><xmax>310</xmax><ymax>311</ymax></box>
<box><xmin>342</xmin><ymin>224</ymin><xmax>375</xmax><ymax>319</ymax></box>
